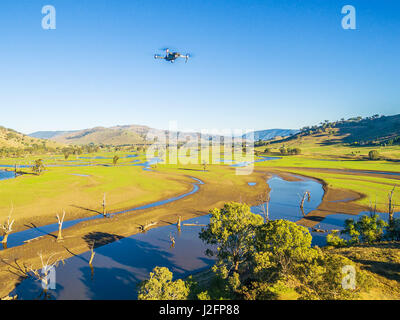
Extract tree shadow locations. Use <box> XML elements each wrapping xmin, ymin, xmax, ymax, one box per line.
<box><xmin>353</xmin><ymin>259</ymin><xmax>400</xmax><ymax>282</ymax></box>
<box><xmin>83</xmin><ymin>232</ymin><xmax>125</xmax><ymax>248</ymax></box>
<box><xmin>75</xmin><ymin>235</ymin><xmax>216</xmax><ymax>299</ymax></box>
<box><xmin>70</xmin><ymin>205</ymin><xmax>102</xmax><ymax>216</ymax></box>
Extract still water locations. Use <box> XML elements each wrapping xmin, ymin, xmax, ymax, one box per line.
<box><xmin>12</xmin><ymin>175</ymin><xmax>325</xmax><ymax>300</ymax></box>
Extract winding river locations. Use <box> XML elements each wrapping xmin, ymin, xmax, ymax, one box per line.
<box><xmin>1</xmin><ymin>159</ymin><xmax>397</xmax><ymax>299</ymax></box>
<box><xmin>9</xmin><ymin>174</ymin><xmax>325</xmax><ymax>300</ymax></box>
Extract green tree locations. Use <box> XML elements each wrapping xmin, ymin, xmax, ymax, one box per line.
<box><xmin>199</xmin><ymin>202</ymin><xmax>263</xmax><ymax>272</ymax></box>
<box><xmin>298</xmin><ymin>252</ymin><xmax>369</xmax><ymax>300</ymax></box>
<box><xmin>138</xmin><ymin>267</ymin><xmax>190</xmax><ymax>300</ymax></box>
<box><xmin>245</xmin><ymin>220</ymin><xmax>369</xmax><ymax>300</ymax></box>
<box><xmin>279</xmin><ymin>146</ymin><xmax>287</xmax><ymax>155</ymax></box>
<box><xmin>253</xmin><ymin>220</ymin><xmax>315</xmax><ymax>277</ymax></box>
<box><xmin>292</xmin><ymin>148</ymin><xmax>301</xmax><ymax>155</ymax></box>
<box><xmin>368</xmin><ymin>150</ymin><xmax>380</xmax><ymax>160</ymax></box>
<box><xmin>32</xmin><ymin>159</ymin><xmax>45</xmax><ymax>175</ymax></box>
<box><xmin>342</xmin><ymin>214</ymin><xmax>388</xmax><ymax>244</ymax></box>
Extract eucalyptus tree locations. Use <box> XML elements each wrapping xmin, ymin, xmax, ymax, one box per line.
<box><xmin>199</xmin><ymin>202</ymin><xmax>263</xmax><ymax>273</ymax></box>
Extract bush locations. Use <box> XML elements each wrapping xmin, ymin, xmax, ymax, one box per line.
<box><xmin>253</xmin><ymin>220</ymin><xmax>315</xmax><ymax>277</ymax></box>
<box><xmin>326</xmin><ymin>230</ymin><xmax>348</xmax><ymax>247</ymax></box>
<box><xmin>368</xmin><ymin>150</ymin><xmax>380</xmax><ymax>160</ymax></box>
<box><xmin>286</xmin><ymin>147</ymin><xmax>301</xmax><ymax>155</ymax></box>
<box><xmin>298</xmin><ymin>252</ymin><xmax>370</xmax><ymax>300</ymax></box>
<box><xmin>292</xmin><ymin>148</ymin><xmax>302</xmax><ymax>155</ymax></box>
<box><xmin>343</xmin><ymin>214</ymin><xmax>388</xmax><ymax>244</ymax></box>
<box><xmin>138</xmin><ymin>267</ymin><xmax>190</xmax><ymax>300</ymax></box>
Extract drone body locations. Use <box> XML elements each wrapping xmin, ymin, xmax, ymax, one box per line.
<box><xmin>154</xmin><ymin>49</ymin><xmax>190</xmax><ymax>63</ymax></box>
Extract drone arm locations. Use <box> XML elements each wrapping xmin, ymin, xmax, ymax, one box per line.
<box><xmin>179</xmin><ymin>54</ymin><xmax>190</xmax><ymax>62</ymax></box>
<box><xmin>154</xmin><ymin>54</ymin><xmax>165</xmax><ymax>59</ymax></box>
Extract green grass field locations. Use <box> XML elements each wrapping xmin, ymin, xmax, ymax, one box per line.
<box><xmin>256</xmin><ymin>129</ymin><xmax>400</xmax><ymax>160</ymax></box>
<box><xmin>0</xmin><ymin>161</ymin><xmax>190</xmax><ymax>228</ymax></box>
<box><xmin>1</xmin><ymin>143</ymin><xmax>399</xmax><ymax>227</ymax></box>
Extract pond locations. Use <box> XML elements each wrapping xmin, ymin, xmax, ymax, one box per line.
<box><xmin>0</xmin><ymin>170</ymin><xmax>16</xmax><ymax>181</ymax></box>
<box><xmin>310</xmin><ymin>211</ymin><xmax>398</xmax><ymax>246</ymax></box>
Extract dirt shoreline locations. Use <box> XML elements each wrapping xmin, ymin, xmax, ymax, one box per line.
<box><xmin>0</xmin><ymin>167</ymin><xmax>368</xmax><ymax>299</ymax></box>
<box><xmin>0</xmin><ymin>167</ymin><xmax>272</xmax><ymax>298</ymax></box>
<box><xmin>253</xmin><ymin>167</ymin><xmax>369</xmax><ymax>228</ymax></box>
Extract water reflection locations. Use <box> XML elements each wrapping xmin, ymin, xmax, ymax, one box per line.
<box><xmin>12</xmin><ymin>175</ymin><xmax>325</xmax><ymax>300</ymax></box>
<box><xmin>1</xmin><ymin>177</ymin><xmax>203</xmax><ymax>250</ymax></box>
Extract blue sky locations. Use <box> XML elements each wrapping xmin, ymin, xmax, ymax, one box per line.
<box><xmin>0</xmin><ymin>0</ymin><xmax>399</xmax><ymax>134</ymax></box>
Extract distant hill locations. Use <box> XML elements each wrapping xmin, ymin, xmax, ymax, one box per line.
<box><xmin>0</xmin><ymin>126</ymin><xmax>60</xmax><ymax>149</ymax></box>
<box><xmin>29</xmin><ymin>130</ymin><xmax>77</xmax><ymax>140</ymax></box>
<box><xmin>25</xmin><ymin>114</ymin><xmax>400</xmax><ymax>147</ymax></box>
<box><xmin>271</xmin><ymin>114</ymin><xmax>400</xmax><ymax>147</ymax></box>
<box><xmin>50</xmin><ymin>125</ymin><xmax>152</xmax><ymax>145</ymax></box>
<box><xmin>335</xmin><ymin>114</ymin><xmax>400</xmax><ymax>144</ymax></box>
<box><xmin>243</xmin><ymin>129</ymin><xmax>299</xmax><ymax>141</ymax></box>
<box><xmin>35</xmin><ymin>125</ymin><xmax>225</xmax><ymax>146</ymax></box>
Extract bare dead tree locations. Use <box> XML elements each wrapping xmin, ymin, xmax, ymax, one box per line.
<box><xmin>56</xmin><ymin>210</ymin><xmax>66</xmax><ymax>242</ymax></box>
<box><xmin>177</xmin><ymin>216</ymin><xmax>182</xmax><ymax>230</ymax></box>
<box><xmin>368</xmin><ymin>198</ymin><xmax>378</xmax><ymax>217</ymax></box>
<box><xmin>257</xmin><ymin>191</ymin><xmax>270</xmax><ymax>222</ymax></box>
<box><xmin>300</xmin><ymin>191</ymin><xmax>311</xmax><ymax>217</ymax></box>
<box><xmin>89</xmin><ymin>242</ymin><xmax>95</xmax><ymax>280</ymax></box>
<box><xmin>388</xmin><ymin>186</ymin><xmax>396</xmax><ymax>223</ymax></box>
<box><xmin>102</xmin><ymin>193</ymin><xmax>107</xmax><ymax>217</ymax></box>
<box><xmin>1</xmin><ymin>206</ymin><xmax>15</xmax><ymax>248</ymax></box>
<box><xmin>169</xmin><ymin>234</ymin><xmax>175</xmax><ymax>248</ymax></box>
<box><xmin>24</xmin><ymin>252</ymin><xmax>64</xmax><ymax>299</ymax></box>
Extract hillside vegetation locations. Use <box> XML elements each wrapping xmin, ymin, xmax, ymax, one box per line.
<box><xmin>256</xmin><ymin>114</ymin><xmax>400</xmax><ymax>160</ymax></box>
<box><xmin>269</xmin><ymin>114</ymin><xmax>400</xmax><ymax>147</ymax></box>
<box><xmin>0</xmin><ymin>126</ymin><xmax>60</xmax><ymax>156</ymax></box>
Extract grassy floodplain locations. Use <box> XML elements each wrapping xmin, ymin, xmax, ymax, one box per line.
<box><xmin>1</xmin><ymin>144</ymin><xmax>400</xmax><ymax>300</ymax></box>
<box><xmin>255</xmin><ymin>154</ymin><xmax>400</xmax><ymax>212</ymax></box>
<box><xmin>256</xmin><ymin>129</ymin><xmax>400</xmax><ymax>160</ymax></box>
<box><xmin>0</xmin><ymin>154</ymin><xmax>192</xmax><ymax>230</ymax></box>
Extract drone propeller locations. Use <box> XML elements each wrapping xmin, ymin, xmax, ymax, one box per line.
<box><xmin>182</xmin><ymin>53</ymin><xmax>193</xmax><ymax>63</ymax></box>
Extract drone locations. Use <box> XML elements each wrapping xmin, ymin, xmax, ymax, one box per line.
<box><xmin>154</xmin><ymin>48</ymin><xmax>190</xmax><ymax>63</ymax></box>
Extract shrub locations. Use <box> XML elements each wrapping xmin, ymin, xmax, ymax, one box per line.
<box><xmin>326</xmin><ymin>230</ymin><xmax>348</xmax><ymax>247</ymax></box>
<box><xmin>279</xmin><ymin>147</ymin><xmax>287</xmax><ymax>155</ymax></box>
<box><xmin>343</xmin><ymin>214</ymin><xmax>388</xmax><ymax>244</ymax></box>
<box><xmin>138</xmin><ymin>267</ymin><xmax>190</xmax><ymax>300</ymax></box>
<box><xmin>368</xmin><ymin>150</ymin><xmax>380</xmax><ymax>160</ymax></box>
